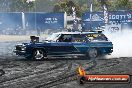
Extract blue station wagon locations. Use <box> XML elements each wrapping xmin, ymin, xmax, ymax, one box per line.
<box><xmin>14</xmin><ymin>31</ymin><xmax>113</xmax><ymax>60</ymax></box>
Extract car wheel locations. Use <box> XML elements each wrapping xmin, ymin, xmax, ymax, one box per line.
<box><xmin>33</xmin><ymin>49</ymin><xmax>46</xmax><ymax>60</ymax></box>
<box><xmin>88</xmin><ymin>48</ymin><xmax>98</xmax><ymax>58</ymax></box>
<box><xmin>0</xmin><ymin>69</ymin><xmax>5</xmax><ymax>76</ymax></box>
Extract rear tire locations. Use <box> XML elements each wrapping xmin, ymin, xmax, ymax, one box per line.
<box><xmin>33</xmin><ymin>49</ymin><xmax>47</xmax><ymax>60</ymax></box>
<box><xmin>88</xmin><ymin>48</ymin><xmax>98</xmax><ymax>58</ymax></box>
<box><xmin>0</xmin><ymin>69</ymin><xmax>5</xmax><ymax>76</ymax></box>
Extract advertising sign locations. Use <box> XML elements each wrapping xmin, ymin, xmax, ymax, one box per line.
<box><xmin>0</xmin><ymin>12</ymin><xmax>22</xmax><ymax>30</ymax></box>
<box><xmin>82</xmin><ymin>10</ymin><xmax>132</xmax><ymax>30</ymax></box>
<box><xmin>25</xmin><ymin>12</ymin><xmax>66</xmax><ymax>30</ymax></box>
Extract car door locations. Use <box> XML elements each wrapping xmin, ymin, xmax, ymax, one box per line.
<box><xmin>72</xmin><ymin>34</ymin><xmax>89</xmax><ymax>54</ymax></box>
<box><xmin>50</xmin><ymin>34</ymin><xmax>75</xmax><ymax>55</ymax></box>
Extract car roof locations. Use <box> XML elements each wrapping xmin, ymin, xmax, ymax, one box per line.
<box><xmin>53</xmin><ymin>31</ymin><xmax>100</xmax><ymax>35</ymax></box>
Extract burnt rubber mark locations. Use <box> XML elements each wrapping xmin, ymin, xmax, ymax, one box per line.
<box><xmin>0</xmin><ymin>61</ymin><xmax>66</xmax><ymax>84</ymax></box>
<box><xmin>34</xmin><ymin>71</ymin><xmax>77</xmax><ymax>88</ymax></box>
<box><xmin>36</xmin><ymin>61</ymin><xmax>96</xmax><ymax>88</ymax></box>
<box><xmin>0</xmin><ymin>69</ymin><xmax>5</xmax><ymax>76</ymax></box>
<box><xmin>89</xmin><ymin>59</ymin><xmax>120</xmax><ymax>73</ymax></box>
<box><xmin>41</xmin><ymin>75</ymin><xmax>77</xmax><ymax>88</ymax></box>
<box><xmin>35</xmin><ymin>59</ymin><xmax>121</xmax><ymax>88</ymax></box>
<box><xmin>34</xmin><ymin>60</ymin><xmax>97</xmax><ymax>88</ymax></box>
<box><xmin>85</xmin><ymin>60</ymin><xmax>97</xmax><ymax>71</ymax></box>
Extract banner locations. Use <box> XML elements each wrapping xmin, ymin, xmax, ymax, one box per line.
<box><xmin>0</xmin><ymin>12</ymin><xmax>22</xmax><ymax>30</ymax></box>
<box><xmin>25</xmin><ymin>12</ymin><xmax>65</xmax><ymax>30</ymax></box>
<box><xmin>82</xmin><ymin>10</ymin><xmax>132</xmax><ymax>30</ymax></box>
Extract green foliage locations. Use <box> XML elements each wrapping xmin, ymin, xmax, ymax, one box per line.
<box><xmin>126</xmin><ymin>2</ymin><xmax>132</xmax><ymax>9</ymax></box>
<box><xmin>11</xmin><ymin>0</ymin><xmax>35</xmax><ymax>12</ymax></box>
<box><xmin>53</xmin><ymin>0</ymin><xmax>132</xmax><ymax>17</ymax></box>
<box><xmin>114</xmin><ymin>0</ymin><xmax>129</xmax><ymax>10</ymax></box>
<box><xmin>93</xmin><ymin>0</ymin><xmax>102</xmax><ymax>11</ymax></box>
<box><xmin>0</xmin><ymin>0</ymin><xmax>131</xmax><ymax>12</ymax></box>
<box><xmin>53</xmin><ymin>0</ymin><xmax>110</xmax><ymax>17</ymax></box>
<box><xmin>53</xmin><ymin>0</ymin><xmax>83</xmax><ymax>17</ymax></box>
<box><xmin>104</xmin><ymin>0</ymin><xmax>131</xmax><ymax>11</ymax></box>
<box><xmin>53</xmin><ymin>4</ymin><xmax>61</xmax><ymax>12</ymax></box>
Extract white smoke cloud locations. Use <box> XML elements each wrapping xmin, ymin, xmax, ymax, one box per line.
<box><xmin>104</xmin><ymin>29</ymin><xmax>132</xmax><ymax>57</ymax></box>
<box><xmin>26</xmin><ymin>0</ymin><xmax>35</xmax><ymax>3</ymax></box>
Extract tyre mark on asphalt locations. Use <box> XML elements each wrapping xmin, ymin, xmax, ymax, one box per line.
<box><xmin>0</xmin><ymin>61</ymin><xmax>70</xmax><ymax>88</ymax></box>
<box><xmin>33</xmin><ymin>59</ymin><xmax>97</xmax><ymax>88</ymax></box>
<box><xmin>34</xmin><ymin>58</ymin><xmax>121</xmax><ymax>88</ymax></box>
<box><xmin>85</xmin><ymin>58</ymin><xmax>121</xmax><ymax>74</ymax></box>
<box><xmin>0</xmin><ymin>60</ymin><xmax>66</xmax><ymax>85</ymax></box>
<box><xmin>0</xmin><ymin>58</ymin><xmax>121</xmax><ymax>88</ymax></box>
<box><xmin>34</xmin><ymin>71</ymin><xmax>77</xmax><ymax>88</ymax></box>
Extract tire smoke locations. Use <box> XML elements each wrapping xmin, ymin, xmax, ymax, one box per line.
<box><xmin>104</xmin><ymin>28</ymin><xmax>132</xmax><ymax>57</ymax></box>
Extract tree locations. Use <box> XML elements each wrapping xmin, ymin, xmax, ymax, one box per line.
<box><xmin>53</xmin><ymin>4</ymin><xmax>61</xmax><ymax>12</ymax></box>
<box><xmin>10</xmin><ymin>0</ymin><xmax>35</xmax><ymax>12</ymax></box>
<box><xmin>0</xmin><ymin>0</ymin><xmax>12</xmax><ymax>11</ymax></box>
<box><xmin>105</xmin><ymin>0</ymin><xmax>132</xmax><ymax>11</ymax></box>
<box><xmin>53</xmin><ymin>0</ymin><xmax>82</xmax><ymax>17</ymax></box>
<box><xmin>126</xmin><ymin>2</ymin><xmax>132</xmax><ymax>9</ymax></box>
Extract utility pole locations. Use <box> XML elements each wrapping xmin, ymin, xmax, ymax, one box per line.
<box><xmin>26</xmin><ymin>0</ymin><xmax>38</xmax><ymax>35</ymax></box>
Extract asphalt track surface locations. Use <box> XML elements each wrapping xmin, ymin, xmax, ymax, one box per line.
<box><xmin>0</xmin><ymin>41</ymin><xmax>132</xmax><ymax>88</ymax></box>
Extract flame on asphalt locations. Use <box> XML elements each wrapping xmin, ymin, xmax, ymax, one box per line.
<box><xmin>78</xmin><ymin>66</ymin><xmax>86</xmax><ymax>76</ymax></box>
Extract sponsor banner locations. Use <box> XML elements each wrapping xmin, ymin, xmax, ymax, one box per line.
<box><xmin>82</xmin><ymin>10</ymin><xmax>132</xmax><ymax>29</ymax></box>
<box><xmin>82</xmin><ymin>12</ymin><xmax>105</xmax><ymax>29</ymax></box>
<box><xmin>0</xmin><ymin>12</ymin><xmax>22</xmax><ymax>30</ymax></box>
<box><xmin>0</xmin><ymin>12</ymin><xmax>65</xmax><ymax>31</ymax></box>
<box><xmin>82</xmin><ymin>12</ymin><xmax>104</xmax><ymax>22</ymax></box>
<box><xmin>109</xmin><ymin>11</ymin><xmax>132</xmax><ymax>23</ymax></box>
<box><xmin>25</xmin><ymin>12</ymin><xmax>65</xmax><ymax>30</ymax></box>
<box><xmin>107</xmin><ymin>24</ymin><xmax>121</xmax><ymax>32</ymax></box>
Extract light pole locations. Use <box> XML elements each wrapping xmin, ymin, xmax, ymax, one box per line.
<box><xmin>26</xmin><ymin>0</ymin><xmax>38</xmax><ymax>35</ymax></box>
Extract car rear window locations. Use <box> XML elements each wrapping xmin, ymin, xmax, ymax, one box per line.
<box><xmin>85</xmin><ymin>34</ymin><xmax>108</xmax><ymax>41</ymax></box>
<box><xmin>72</xmin><ymin>34</ymin><xmax>86</xmax><ymax>42</ymax></box>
